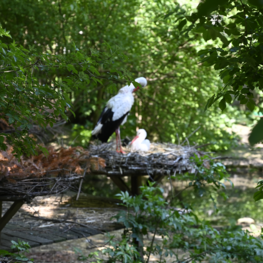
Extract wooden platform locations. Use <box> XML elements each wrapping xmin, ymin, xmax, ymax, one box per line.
<box><xmin>0</xmin><ymin>222</ymin><xmax>101</xmax><ymax>250</ymax></box>
<box><xmin>0</xmin><ymin>193</ymin><xmax>124</xmax><ymax>252</ymax></box>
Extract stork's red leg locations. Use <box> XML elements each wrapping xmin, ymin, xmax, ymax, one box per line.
<box><xmin>118</xmin><ymin>128</ymin><xmax>125</xmax><ymax>154</ymax></box>
<box><xmin>115</xmin><ymin>129</ymin><xmax>119</xmax><ymax>152</ymax></box>
<box><xmin>115</xmin><ymin>128</ymin><xmax>125</xmax><ymax>154</ymax></box>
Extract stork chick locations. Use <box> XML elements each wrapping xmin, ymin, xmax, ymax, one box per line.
<box><xmin>130</xmin><ymin>129</ymin><xmax>151</xmax><ymax>152</ymax></box>
<box><xmin>91</xmin><ymin>77</ymin><xmax>147</xmax><ymax>153</ymax></box>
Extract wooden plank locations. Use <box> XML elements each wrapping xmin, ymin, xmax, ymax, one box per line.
<box><xmin>74</xmin><ymin>226</ymin><xmax>101</xmax><ymax>236</ymax></box>
<box><xmin>0</xmin><ymin>244</ymin><xmax>11</xmax><ymax>250</ymax></box>
<box><xmin>67</xmin><ymin>228</ymin><xmax>86</xmax><ymax>238</ymax></box>
<box><xmin>10</xmin><ymin>222</ymin><xmax>76</xmax><ymax>241</ymax></box>
<box><xmin>5</xmin><ymin>224</ymin><xmax>65</xmax><ymax>243</ymax></box>
<box><xmin>12</xmin><ymin>221</ymin><xmax>46</xmax><ymax>232</ymax></box>
<box><xmin>0</xmin><ymin>201</ymin><xmax>24</xmax><ymax>232</ymax></box>
<box><xmin>5</xmin><ymin>223</ymin><xmax>29</xmax><ymax>232</ymax></box>
<box><xmin>47</xmin><ymin>226</ymin><xmax>79</xmax><ymax>240</ymax></box>
<box><xmin>0</xmin><ymin>233</ymin><xmax>11</xmax><ymax>250</ymax></box>
<box><xmin>2</xmin><ymin>229</ymin><xmax>52</xmax><ymax>245</ymax></box>
<box><xmin>31</xmin><ymin>231</ymin><xmax>65</xmax><ymax>243</ymax></box>
<box><xmin>68</xmin><ymin>226</ymin><xmax>100</xmax><ymax>237</ymax></box>
<box><xmin>7</xmin><ymin>222</ymin><xmax>100</xmax><ymax>241</ymax></box>
<box><xmin>0</xmin><ymin>233</ymin><xmax>40</xmax><ymax>248</ymax></box>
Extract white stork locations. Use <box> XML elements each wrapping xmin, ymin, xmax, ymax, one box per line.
<box><xmin>130</xmin><ymin>129</ymin><xmax>151</xmax><ymax>152</ymax></box>
<box><xmin>91</xmin><ymin>77</ymin><xmax>147</xmax><ymax>153</ymax></box>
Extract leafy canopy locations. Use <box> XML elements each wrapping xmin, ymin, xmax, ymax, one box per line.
<box><xmin>0</xmin><ymin>0</ymin><xmax>245</xmax><ymax>152</ymax></box>
<box><xmin>0</xmin><ymin>25</ymin><xmax>131</xmax><ymax>156</ymax></box>
<box><xmin>171</xmin><ymin>0</ymin><xmax>263</xmax><ymax>145</ymax></box>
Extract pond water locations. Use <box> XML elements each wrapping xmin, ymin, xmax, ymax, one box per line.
<box><xmin>168</xmin><ymin>173</ymin><xmax>263</xmax><ymax>226</ymax></box>
<box><xmin>80</xmin><ymin>169</ymin><xmax>263</xmax><ymax>227</ymax></box>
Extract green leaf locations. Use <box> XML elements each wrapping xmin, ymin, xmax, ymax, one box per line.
<box><xmin>0</xmin><ymin>249</ymin><xmax>12</xmax><ymax>256</ymax></box>
<box><xmin>247</xmin><ymin>100</ymin><xmax>255</xmax><ymax>111</ymax></box>
<box><xmin>204</xmin><ymin>94</ymin><xmax>215</xmax><ymax>110</ymax></box>
<box><xmin>249</xmin><ymin>118</ymin><xmax>263</xmax><ymax>145</ymax></box>
<box><xmin>259</xmin><ymin>78</ymin><xmax>263</xmax><ymax>89</ymax></box>
<box><xmin>178</xmin><ymin>19</ymin><xmax>187</xmax><ymax>31</ymax></box>
<box><xmin>203</xmin><ymin>30</ymin><xmax>211</xmax><ymax>41</ymax></box>
<box><xmin>219</xmin><ymin>98</ymin><xmax>226</xmax><ymax>111</ymax></box>
<box><xmin>197</xmin><ymin>0</ymin><xmax>229</xmax><ymax>17</ymax></box>
<box><xmin>214</xmin><ymin>59</ymin><xmax>228</xmax><ymax>70</ymax></box>
<box><xmin>248</xmin><ymin>0</ymin><xmax>263</xmax><ymax>8</ymax></box>
<box><xmin>67</xmin><ymin>64</ymin><xmax>78</xmax><ymax>74</ymax></box>
<box><xmin>254</xmin><ymin>190</ymin><xmax>263</xmax><ymax>201</ymax></box>
<box><xmin>224</xmin><ymin>93</ymin><xmax>232</xmax><ymax>104</ymax></box>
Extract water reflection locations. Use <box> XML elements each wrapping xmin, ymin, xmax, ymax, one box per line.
<box><xmin>80</xmin><ymin>169</ymin><xmax>263</xmax><ymax>227</ymax></box>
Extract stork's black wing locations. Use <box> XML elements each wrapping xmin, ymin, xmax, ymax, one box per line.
<box><xmin>92</xmin><ymin>108</ymin><xmax>130</xmax><ymax>142</ymax></box>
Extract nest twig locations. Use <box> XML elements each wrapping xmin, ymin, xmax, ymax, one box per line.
<box><xmin>0</xmin><ymin>174</ymin><xmax>83</xmax><ymax>197</ymax></box>
<box><xmin>0</xmin><ymin>145</ymin><xmax>105</xmax><ymax>199</ymax></box>
<box><xmin>88</xmin><ymin>142</ymin><xmax>204</xmax><ymax>177</ymax></box>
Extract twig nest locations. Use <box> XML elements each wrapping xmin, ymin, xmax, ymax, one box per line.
<box><xmin>88</xmin><ymin>142</ymin><xmax>203</xmax><ymax>176</ymax></box>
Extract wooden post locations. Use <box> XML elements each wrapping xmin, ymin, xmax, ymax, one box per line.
<box><xmin>0</xmin><ymin>201</ymin><xmax>24</xmax><ymax>233</ymax></box>
<box><xmin>131</xmin><ymin>175</ymin><xmax>142</xmax><ymax>196</ymax></box>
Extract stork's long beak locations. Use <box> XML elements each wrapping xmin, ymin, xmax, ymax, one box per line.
<box><xmin>133</xmin><ymin>87</ymin><xmax>140</xmax><ymax>93</ymax></box>
<box><xmin>131</xmin><ymin>135</ymin><xmax>139</xmax><ymax>144</ymax></box>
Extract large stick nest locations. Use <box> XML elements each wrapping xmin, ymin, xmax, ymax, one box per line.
<box><xmin>0</xmin><ymin>144</ymin><xmax>105</xmax><ymax>198</ymax></box>
<box><xmin>88</xmin><ymin>142</ymin><xmax>205</xmax><ymax>177</ymax></box>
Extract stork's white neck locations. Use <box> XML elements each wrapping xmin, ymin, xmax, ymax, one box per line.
<box><xmin>118</xmin><ymin>77</ymin><xmax>147</xmax><ymax>94</ymax></box>
<box><xmin>132</xmin><ymin>129</ymin><xmax>147</xmax><ymax>144</ymax></box>
<box><xmin>118</xmin><ymin>84</ymin><xmax>135</xmax><ymax>94</ymax></box>
<box><xmin>136</xmin><ymin>134</ymin><xmax>147</xmax><ymax>143</ymax></box>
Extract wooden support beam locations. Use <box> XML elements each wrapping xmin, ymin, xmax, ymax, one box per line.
<box><xmin>131</xmin><ymin>176</ymin><xmax>142</xmax><ymax>196</ymax></box>
<box><xmin>0</xmin><ymin>201</ymin><xmax>24</xmax><ymax>232</ymax></box>
<box><xmin>109</xmin><ymin>176</ymin><xmax>130</xmax><ymax>194</ymax></box>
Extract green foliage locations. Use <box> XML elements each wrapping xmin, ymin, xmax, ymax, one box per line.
<box><xmin>0</xmin><ymin>239</ymin><xmax>33</xmax><ymax>262</ymax></box>
<box><xmin>70</xmin><ymin>124</ymin><xmax>92</xmax><ymax>147</ymax></box>
<box><xmin>99</xmin><ymin>183</ymin><xmax>263</xmax><ymax>262</ymax></box>
<box><xmin>0</xmin><ymin>23</ymin><xmax>131</xmax><ymax>156</ymax></box>
<box><xmin>175</xmin><ymin>0</ymin><xmax>263</xmax><ymax>145</ymax></box>
<box><xmin>0</xmin><ymin>0</ymin><xmax>244</xmax><ymax>152</ymax></box>
<box><xmin>254</xmin><ymin>179</ymin><xmax>263</xmax><ymax>201</ymax></box>
<box><xmin>175</xmin><ymin>154</ymin><xmax>231</xmax><ymax>208</ymax></box>
<box><xmin>76</xmin><ymin>158</ymin><xmax>263</xmax><ymax>262</ymax></box>
<box><xmin>103</xmin><ymin>233</ymin><xmax>141</xmax><ymax>263</ymax></box>
<box><xmin>73</xmin><ymin>248</ymin><xmax>101</xmax><ymax>262</ymax></box>
<box><xmin>0</xmin><ymin>26</ymin><xmax>70</xmax><ymax>156</ymax></box>
<box><xmin>249</xmin><ymin>118</ymin><xmax>263</xmax><ymax>145</ymax></box>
